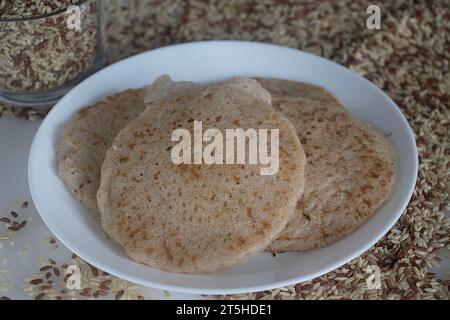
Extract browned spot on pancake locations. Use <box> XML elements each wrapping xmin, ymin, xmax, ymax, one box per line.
<box><xmin>177</xmin><ymin>164</ymin><xmax>200</xmax><ymax>181</ymax></box>
<box><xmin>117</xmin><ymin>200</ymin><xmax>129</xmax><ymax>208</ymax></box>
<box><xmin>370</xmin><ymin>170</ymin><xmax>380</xmax><ymax>178</ymax></box>
<box><xmin>361</xmin><ymin>185</ymin><xmax>374</xmax><ymax>193</ymax></box>
<box><xmin>164</xmin><ymin>241</ymin><xmax>173</xmax><ymax>262</ymax></box>
<box><xmin>246</xmin><ymin>207</ymin><xmax>255</xmax><ymax>222</ymax></box>
<box><xmin>262</xmin><ymin>220</ymin><xmax>271</xmax><ymax>229</ymax></box>
<box><xmin>355</xmin><ymin>208</ymin><xmax>364</xmax><ymax>219</ymax></box>
<box><xmin>127</xmin><ymin>229</ymin><xmax>138</xmax><ymax>239</ymax></box>
<box><xmin>188</xmin><ymin>167</ymin><xmax>200</xmax><ymax>179</ymax></box>
<box><xmin>255</xmin><ymin>228</ymin><xmax>265</xmax><ymax>236</ymax></box>
<box><xmin>118</xmin><ymin>156</ymin><xmax>129</xmax><ymax>164</ymax></box>
<box><xmin>139</xmin><ymin>151</ymin><xmax>147</xmax><ymax>161</ymax></box>
<box><xmin>280</xmin><ymin>146</ymin><xmax>289</xmax><ymax>157</ymax></box>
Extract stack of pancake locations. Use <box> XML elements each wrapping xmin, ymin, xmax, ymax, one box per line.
<box><xmin>57</xmin><ymin>75</ymin><xmax>396</xmax><ymax>273</ymax></box>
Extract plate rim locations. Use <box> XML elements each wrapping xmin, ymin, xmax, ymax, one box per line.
<box><xmin>28</xmin><ymin>40</ymin><xmax>418</xmax><ymax>295</ymax></box>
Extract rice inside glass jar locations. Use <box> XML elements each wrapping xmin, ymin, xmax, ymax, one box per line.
<box><xmin>0</xmin><ymin>0</ymin><xmax>106</xmax><ymax>107</ymax></box>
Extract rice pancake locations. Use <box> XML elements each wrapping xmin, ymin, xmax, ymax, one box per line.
<box><xmin>57</xmin><ymin>75</ymin><xmax>195</xmax><ymax>215</ymax></box>
<box><xmin>97</xmin><ymin>78</ymin><xmax>306</xmax><ymax>273</ymax></box>
<box><xmin>261</xmin><ymin>91</ymin><xmax>396</xmax><ymax>252</ymax></box>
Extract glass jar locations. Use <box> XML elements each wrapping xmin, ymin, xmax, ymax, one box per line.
<box><xmin>0</xmin><ymin>0</ymin><xmax>106</xmax><ymax>107</ymax></box>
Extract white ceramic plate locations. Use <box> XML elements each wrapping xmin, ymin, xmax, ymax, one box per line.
<box><xmin>28</xmin><ymin>41</ymin><xmax>418</xmax><ymax>295</ymax></box>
